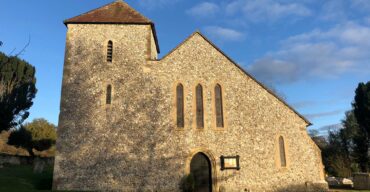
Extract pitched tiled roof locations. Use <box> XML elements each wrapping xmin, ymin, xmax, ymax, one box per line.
<box><xmin>64</xmin><ymin>0</ymin><xmax>160</xmax><ymax>53</ymax></box>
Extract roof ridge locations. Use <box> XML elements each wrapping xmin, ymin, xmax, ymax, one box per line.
<box><xmin>64</xmin><ymin>1</ymin><xmax>151</xmax><ymax>24</ymax></box>
<box><xmin>116</xmin><ymin>1</ymin><xmax>152</xmax><ymax>23</ymax></box>
<box><xmin>63</xmin><ymin>1</ymin><xmax>117</xmax><ymax>24</ymax></box>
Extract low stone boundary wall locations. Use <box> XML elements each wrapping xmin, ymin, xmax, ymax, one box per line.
<box><xmin>0</xmin><ymin>153</ymin><xmax>54</xmax><ymax>166</ymax></box>
<box><xmin>353</xmin><ymin>173</ymin><xmax>370</xmax><ymax>190</ymax></box>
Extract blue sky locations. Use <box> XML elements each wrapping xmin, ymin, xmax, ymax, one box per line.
<box><xmin>1</xmin><ymin>0</ymin><xmax>369</xmax><ymax>134</ymax></box>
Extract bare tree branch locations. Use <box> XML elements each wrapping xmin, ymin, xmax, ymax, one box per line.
<box><xmin>0</xmin><ymin>35</ymin><xmax>31</xmax><ymax>64</ymax></box>
<box><xmin>13</xmin><ymin>35</ymin><xmax>31</xmax><ymax>57</ymax></box>
<box><xmin>8</xmin><ymin>48</ymin><xmax>17</xmax><ymax>55</ymax></box>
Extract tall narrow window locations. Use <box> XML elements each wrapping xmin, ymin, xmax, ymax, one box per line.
<box><xmin>176</xmin><ymin>84</ymin><xmax>184</xmax><ymax>127</ymax></box>
<box><xmin>196</xmin><ymin>84</ymin><xmax>204</xmax><ymax>128</ymax></box>
<box><xmin>279</xmin><ymin>136</ymin><xmax>287</xmax><ymax>167</ymax></box>
<box><xmin>107</xmin><ymin>41</ymin><xmax>113</xmax><ymax>62</ymax></box>
<box><xmin>106</xmin><ymin>85</ymin><xmax>112</xmax><ymax>105</ymax></box>
<box><xmin>215</xmin><ymin>84</ymin><xmax>224</xmax><ymax>127</ymax></box>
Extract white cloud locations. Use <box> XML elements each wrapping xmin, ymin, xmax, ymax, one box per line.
<box><xmin>248</xmin><ymin>58</ymin><xmax>299</xmax><ymax>83</ymax></box>
<box><xmin>186</xmin><ymin>2</ymin><xmax>219</xmax><ymax>18</ymax></box>
<box><xmin>364</xmin><ymin>17</ymin><xmax>370</xmax><ymax>25</ymax></box>
<box><xmin>319</xmin><ymin>0</ymin><xmax>370</xmax><ymax>22</ymax></box>
<box><xmin>304</xmin><ymin>110</ymin><xmax>344</xmax><ymax>120</ymax></box>
<box><xmin>291</xmin><ymin>100</ymin><xmax>318</xmax><ymax>109</ymax></box>
<box><xmin>317</xmin><ymin>123</ymin><xmax>343</xmax><ymax>132</ymax></box>
<box><xmin>339</xmin><ymin>25</ymin><xmax>370</xmax><ymax>45</ymax></box>
<box><xmin>319</xmin><ymin>0</ymin><xmax>348</xmax><ymax>21</ymax></box>
<box><xmin>225</xmin><ymin>0</ymin><xmax>312</xmax><ymax>22</ymax></box>
<box><xmin>248</xmin><ymin>22</ymin><xmax>370</xmax><ymax>84</ymax></box>
<box><xmin>285</xmin><ymin>22</ymin><xmax>370</xmax><ymax>46</ymax></box>
<box><xmin>351</xmin><ymin>0</ymin><xmax>370</xmax><ymax>11</ymax></box>
<box><xmin>204</xmin><ymin>26</ymin><xmax>245</xmax><ymax>41</ymax></box>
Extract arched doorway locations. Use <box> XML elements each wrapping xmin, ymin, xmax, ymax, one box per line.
<box><xmin>190</xmin><ymin>152</ymin><xmax>212</xmax><ymax>192</ymax></box>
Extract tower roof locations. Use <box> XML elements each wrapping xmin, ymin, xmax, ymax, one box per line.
<box><xmin>64</xmin><ymin>0</ymin><xmax>160</xmax><ymax>53</ymax></box>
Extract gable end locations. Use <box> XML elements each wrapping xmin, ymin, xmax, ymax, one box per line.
<box><xmin>160</xmin><ymin>31</ymin><xmax>311</xmax><ymax>126</ymax></box>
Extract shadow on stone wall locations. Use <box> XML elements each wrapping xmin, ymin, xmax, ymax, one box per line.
<box><xmin>55</xmin><ymin>47</ymin><xmax>184</xmax><ymax>190</ymax></box>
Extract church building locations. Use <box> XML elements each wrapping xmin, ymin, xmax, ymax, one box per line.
<box><xmin>53</xmin><ymin>1</ymin><xmax>328</xmax><ymax>191</ymax></box>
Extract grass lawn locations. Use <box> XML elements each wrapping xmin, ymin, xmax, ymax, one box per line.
<box><xmin>0</xmin><ymin>164</ymin><xmax>53</xmax><ymax>192</ymax></box>
<box><xmin>1</xmin><ymin>164</ymin><xmax>370</xmax><ymax>192</ymax></box>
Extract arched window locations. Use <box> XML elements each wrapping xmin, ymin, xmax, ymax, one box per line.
<box><xmin>107</xmin><ymin>41</ymin><xmax>113</xmax><ymax>62</ymax></box>
<box><xmin>279</xmin><ymin>136</ymin><xmax>287</xmax><ymax>167</ymax></box>
<box><xmin>196</xmin><ymin>84</ymin><xmax>204</xmax><ymax>128</ymax></box>
<box><xmin>106</xmin><ymin>85</ymin><xmax>112</xmax><ymax>104</ymax></box>
<box><xmin>215</xmin><ymin>84</ymin><xmax>224</xmax><ymax>127</ymax></box>
<box><xmin>176</xmin><ymin>84</ymin><xmax>184</xmax><ymax>128</ymax></box>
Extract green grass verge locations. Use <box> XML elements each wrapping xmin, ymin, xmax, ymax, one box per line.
<box><xmin>0</xmin><ymin>164</ymin><xmax>53</xmax><ymax>192</ymax></box>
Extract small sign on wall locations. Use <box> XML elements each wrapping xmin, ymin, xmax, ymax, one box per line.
<box><xmin>220</xmin><ymin>155</ymin><xmax>240</xmax><ymax>170</ymax></box>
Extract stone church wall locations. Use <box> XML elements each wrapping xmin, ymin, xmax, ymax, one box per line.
<box><xmin>54</xmin><ymin>23</ymin><xmax>327</xmax><ymax>192</ymax></box>
<box><xmin>147</xmin><ymin>33</ymin><xmax>326</xmax><ymax>191</ymax></box>
<box><xmin>53</xmin><ymin>24</ymin><xmax>168</xmax><ymax>190</ymax></box>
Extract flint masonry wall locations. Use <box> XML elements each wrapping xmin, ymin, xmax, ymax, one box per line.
<box><xmin>147</xmin><ymin>33</ymin><xmax>326</xmax><ymax>191</ymax></box>
<box><xmin>53</xmin><ymin>24</ymin><xmax>170</xmax><ymax>190</ymax></box>
<box><xmin>54</xmin><ymin>24</ymin><xmax>326</xmax><ymax>191</ymax></box>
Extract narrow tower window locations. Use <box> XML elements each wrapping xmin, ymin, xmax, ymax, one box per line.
<box><xmin>279</xmin><ymin>136</ymin><xmax>287</xmax><ymax>167</ymax></box>
<box><xmin>107</xmin><ymin>41</ymin><xmax>113</xmax><ymax>62</ymax></box>
<box><xmin>176</xmin><ymin>84</ymin><xmax>184</xmax><ymax>128</ymax></box>
<box><xmin>106</xmin><ymin>85</ymin><xmax>112</xmax><ymax>105</ymax></box>
<box><xmin>215</xmin><ymin>84</ymin><xmax>224</xmax><ymax>127</ymax></box>
<box><xmin>196</xmin><ymin>84</ymin><xmax>204</xmax><ymax>128</ymax></box>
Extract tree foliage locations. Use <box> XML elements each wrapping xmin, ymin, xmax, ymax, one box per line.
<box><xmin>0</xmin><ymin>51</ymin><xmax>37</xmax><ymax>131</ymax></box>
<box><xmin>322</xmin><ymin>128</ymin><xmax>353</xmax><ymax>177</ymax></box>
<box><xmin>7</xmin><ymin>126</ymin><xmax>34</xmax><ymax>156</ymax></box>
<box><xmin>24</xmin><ymin>118</ymin><xmax>57</xmax><ymax>141</ymax></box>
<box><xmin>7</xmin><ymin>119</ymin><xmax>56</xmax><ymax>157</ymax></box>
<box><xmin>318</xmin><ymin>110</ymin><xmax>364</xmax><ymax>177</ymax></box>
<box><xmin>314</xmin><ymin>82</ymin><xmax>370</xmax><ymax>176</ymax></box>
<box><xmin>308</xmin><ymin>129</ymin><xmax>319</xmax><ymax>138</ymax></box>
<box><xmin>352</xmin><ymin>82</ymin><xmax>370</xmax><ymax>172</ymax></box>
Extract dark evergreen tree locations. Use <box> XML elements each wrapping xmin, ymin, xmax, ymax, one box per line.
<box><xmin>341</xmin><ymin>111</ymin><xmax>358</xmax><ymax>168</ymax></box>
<box><xmin>0</xmin><ymin>52</ymin><xmax>37</xmax><ymax>131</ymax></box>
<box><xmin>7</xmin><ymin>126</ymin><xmax>34</xmax><ymax>156</ymax></box>
<box><xmin>315</xmin><ymin>110</ymin><xmax>360</xmax><ymax>177</ymax></box>
<box><xmin>352</xmin><ymin>82</ymin><xmax>370</xmax><ymax>172</ymax></box>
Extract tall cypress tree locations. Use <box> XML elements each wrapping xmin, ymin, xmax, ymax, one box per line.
<box><xmin>0</xmin><ymin>52</ymin><xmax>37</xmax><ymax>131</ymax></box>
<box><xmin>353</xmin><ymin>82</ymin><xmax>370</xmax><ymax>172</ymax></box>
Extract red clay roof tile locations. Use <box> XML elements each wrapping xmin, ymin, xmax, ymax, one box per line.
<box><xmin>64</xmin><ymin>1</ymin><xmax>151</xmax><ymax>24</ymax></box>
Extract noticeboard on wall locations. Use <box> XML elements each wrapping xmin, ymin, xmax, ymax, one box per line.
<box><xmin>220</xmin><ymin>155</ymin><xmax>240</xmax><ymax>170</ymax></box>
